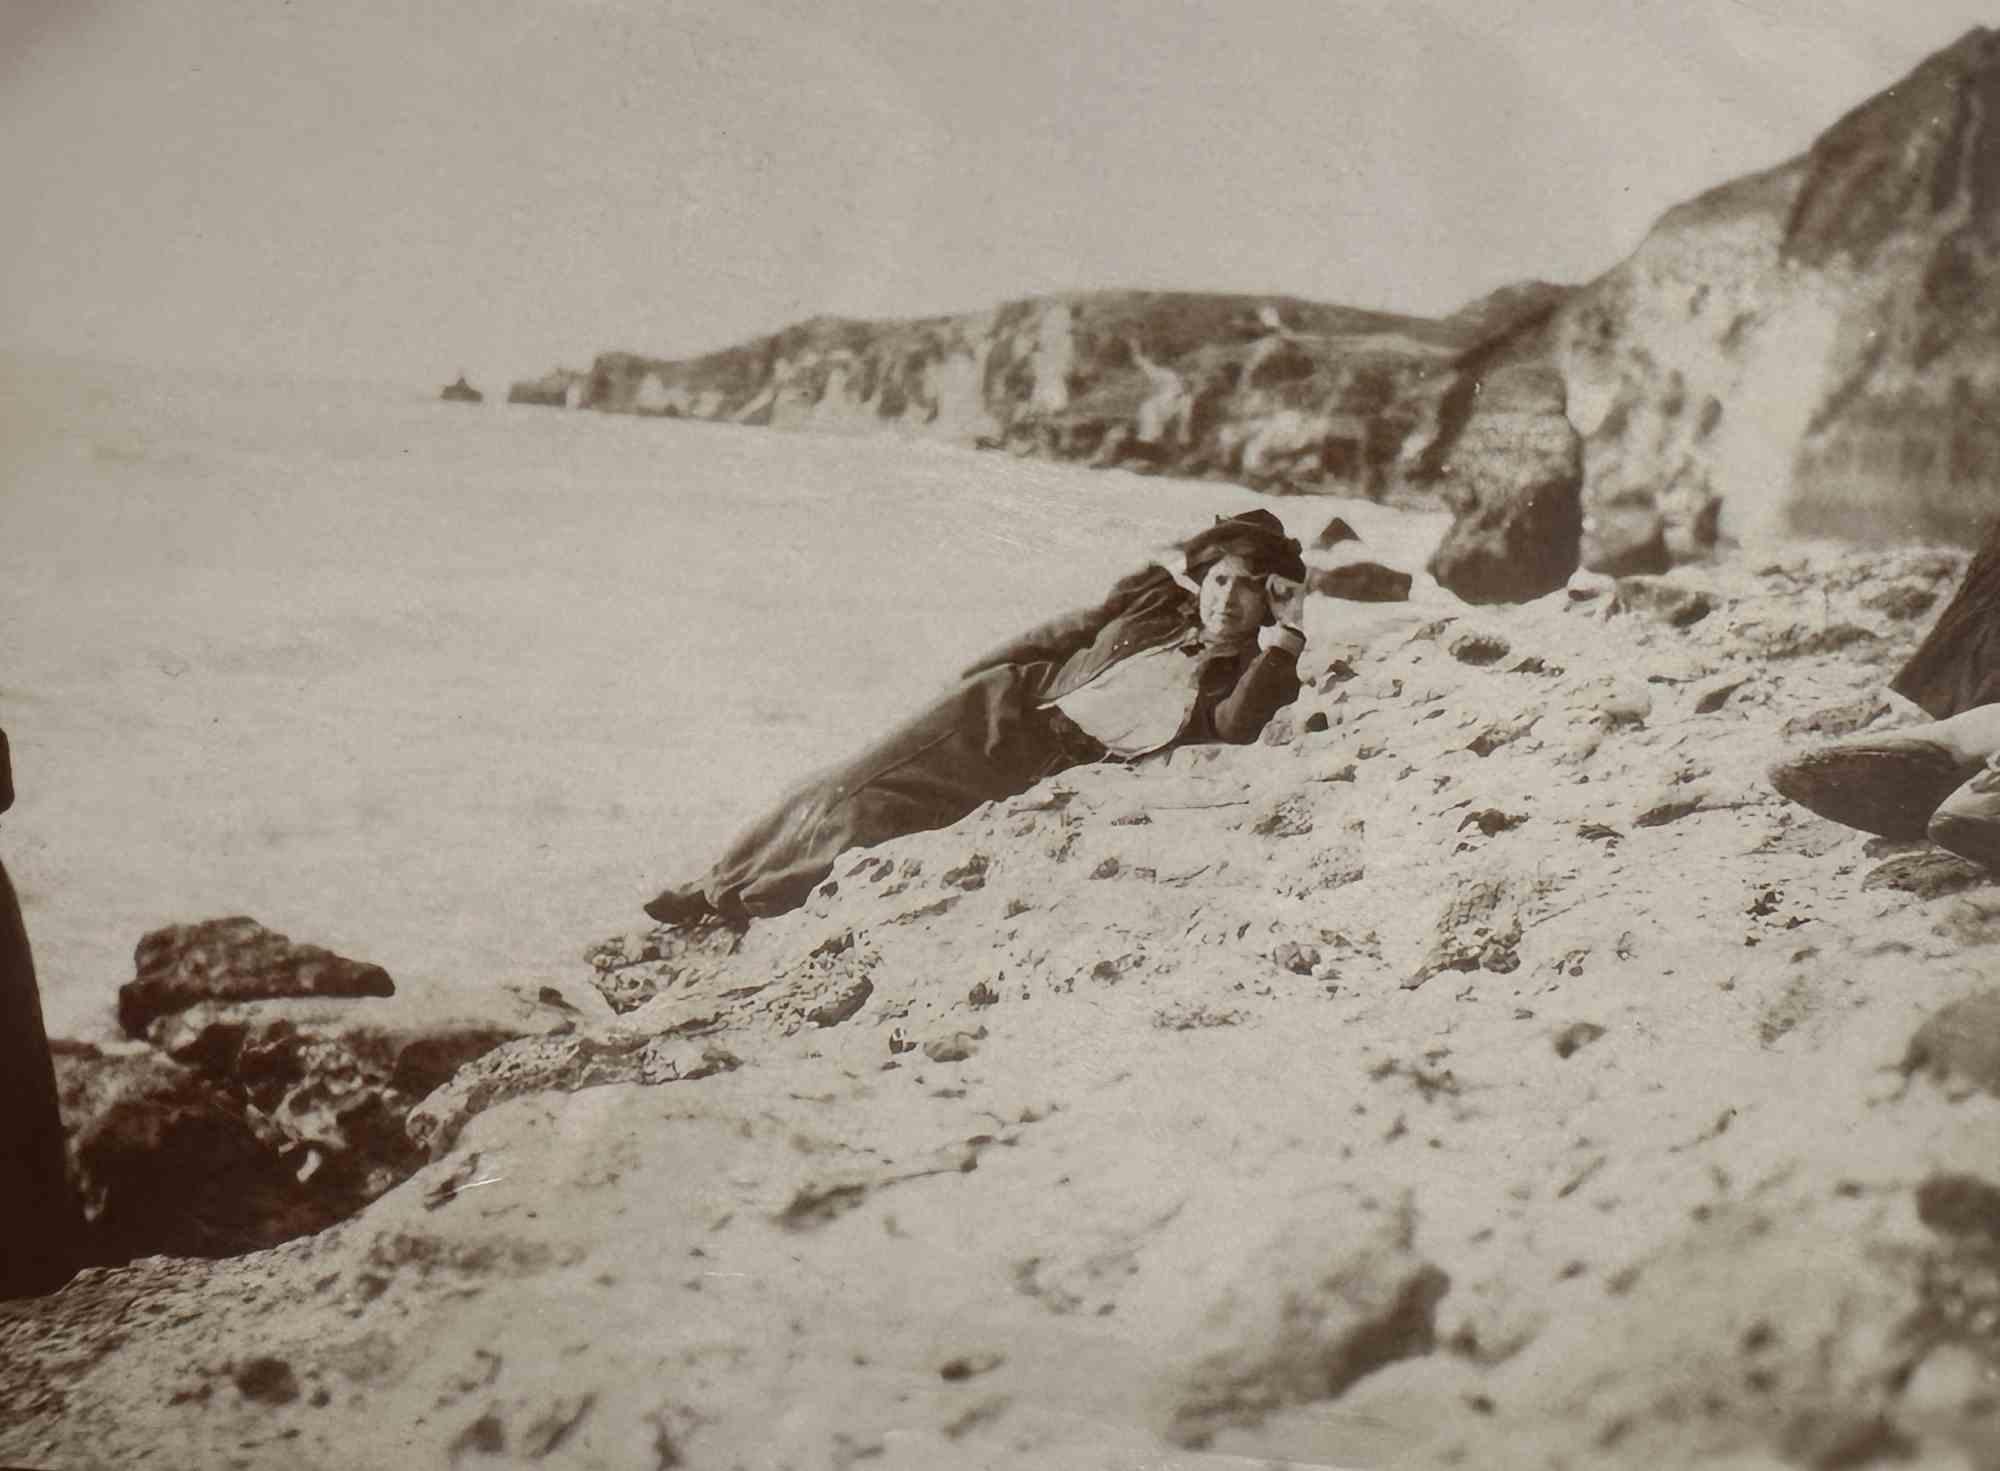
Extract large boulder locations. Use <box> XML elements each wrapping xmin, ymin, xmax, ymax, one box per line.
<box><xmin>118</xmin><ymin>916</ymin><xmax>394</xmax><ymax>1037</ymax></box>
<box><xmin>51</xmin><ymin>1041</ymin><xmax>327</xmax><ymax>1263</ymax></box>
<box><xmin>145</xmin><ymin>1000</ymin><xmax>524</xmax><ymax>1207</ymax></box>
<box><xmin>1426</xmin><ymin>364</ymin><xmax>1583</xmax><ymax>603</ymax></box>
<box><xmin>1163</xmin><ymin>1204</ymin><xmax>1450</xmax><ymax>1448</ymax></box>
<box><xmin>54</xmin><ymin>916</ymin><xmax>529</xmax><ymax>1264</ymax></box>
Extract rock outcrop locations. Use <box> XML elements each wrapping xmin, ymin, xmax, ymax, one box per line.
<box><xmin>118</xmin><ymin>917</ymin><xmax>395</xmax><ymax>1037</ymax></box>
<box><xmin>1424</xmin><ymin>361</ymin><xmax>1584</xmax><ymax>602</ymax></box>
<box><xmin>512</xmin><ymin>286</ymin><xmax>1575</xmax><ymax>504</ymax></box>
<box><xmin>51</xmin><ymin>1040</ymin><xmax>334</xmax><ymax>1264</ymax></box>
<box><xmin>56</xmin><ymin>921</ymin><xmax>529</xmax><ymax>1265</ymax></box>
<box><xmin>504</xmin><ymin>30</ymin><xmax>2000</xmax><ymax>602</ymax></box>
<box><xmin>1552</xmin><ymin>26</ymin><xmax>2000</xmax><ymax>557</ymax></box>
<box><xmin>1429</xmin><ymin>28</ymin><xmax>2000</xmax><ymax>596</ymax></box>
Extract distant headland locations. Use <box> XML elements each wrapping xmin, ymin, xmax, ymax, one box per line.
<box><xmin>511</xmin><ymin>27</ymin><xmax>2000</xmax><ymax>603</ymax></box>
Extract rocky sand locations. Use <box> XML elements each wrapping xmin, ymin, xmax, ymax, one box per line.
<box><xmin>9</xmin><ymin>532</ymin><xmax>2000</xmax><ymax>1469</ymax></box>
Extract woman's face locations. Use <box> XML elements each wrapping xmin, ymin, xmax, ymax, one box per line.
<box><xmin>1199</xmin><ymin>553</ymin><xmax>1268</xmax><ymax>639</ymax></box>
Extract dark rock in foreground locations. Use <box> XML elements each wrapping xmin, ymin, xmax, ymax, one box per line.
<box><xmin>148</xmin><ymin>999</ymin><xmax>524</xmax><ymax>1204</ymax></box>
<box><xmin>1424</xmin><ymin>364</ymin><xmax>1581</xmax><ymax>603</ymax></box>
<box><xmin>119</xmin><ymin>916</ymin><xmax>395</xmax><ymax>1037</ymax></box>
<box><xmin>1165</xmin><ymin>1206</ymin><xmax>1449</xmax><ymax>1447</ymax></box>
<box><xmin>59</xmin><ymin>918</ymin><xmax>525</xmax><ymax>1265</ymax></box>
<box><xmin>52</xmin><ymin>1041</ymin><xmax>326</xmax><ymax>1263</ymax></box>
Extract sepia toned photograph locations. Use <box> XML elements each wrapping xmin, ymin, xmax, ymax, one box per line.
<box><xmin>7</xmin><ymin>2</ymin><xmax>2000</xmax><ymax>1465</ymax></box>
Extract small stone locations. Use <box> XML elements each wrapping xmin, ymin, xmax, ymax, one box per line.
<box><xmin>1692</xmin><ymin>675</ymin><xmax>1751</xmax><ymax>714</ymax></box>
<box><xmin>1598</xmin><ymin>687</ymin><xmax>1653</xmax><ymax>727</ymax></box>
<box><xmin>1164</xmin><ymin>1208</ymin><xmax>1449</xmax><ymax>1447</ymax></box>
<box><xmin>942</xmin><ymin>855</ymin><xmax>990</xmax><ymax>891</ymax></box>
<box><xmin>1552</xmin><ymin>1022</ymin><xmax>1606</xmax><ymax>1059</ymax></box>
<box><xmin>1449</xmin><ymin>632</ymin><xmax>1512</xmax><ymax>667</ymax></box>
<box><xmin>1862</xmin><ymin>851</ymin><xmax>1989</xmax><ymax>898</ymax></box>
<box><xmin>806</xmin><ymin>978</ymin><xmax>874</xmax><ymax>1029</ymax></box>
<box><xmin>1635</xmin><ymin>788</ymin><xmax>1708</xmax><ymax>827</ymax></box>
<box><xmin>1902</xmin><ymin>990</ymin><xmax>2000</xmax><ymax>1096</ymax></box>
<box><xmin>1314</xmin><ymin>515</ymin><xmax>1360</xmax><ymax>549</ymax></box>
<box><xmin>1273</xmin><ymin>941</ymin><xmax>1321</xmax><ymax>975</ymax></box>
<box><xmin>233</xmin><ymin>1356</ymin><xmax>300</xmax><ymax>1405</ymax></box>
<box><xmin>923</xmin><ymin>1030</ymin><xmax>984</xmax><ymax>1064</ymax></box>
<box><xmin>1252</xmin><ymin>797</ymin><xmax>1314</xmax><ymax>838</ymax></box>
<box><xmin>1915</xmin><ymin>1173</ymin><xmax>2000</xmax><ymax>1239</ymax></box>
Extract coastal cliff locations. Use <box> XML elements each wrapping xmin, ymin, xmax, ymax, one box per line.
<box><xmin>1547</xmin><ymin>26</ymin><xmax>2000</xmax><ymax>563</ymax></box>
<box><xmin>519</xmin><ymin>287</ymin><xmax>1573</xmax><ymax>507</ymax></box>
<box><xmin>511</xmin><ymin>28</ymin><xmax>2000</xmax><ymax>603</ymax></box>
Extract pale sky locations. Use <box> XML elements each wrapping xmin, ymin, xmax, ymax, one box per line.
<box><xmin>2</xmin><ymin>0</ymin><xmax>1991</xmax><ymax>390</ymax></box>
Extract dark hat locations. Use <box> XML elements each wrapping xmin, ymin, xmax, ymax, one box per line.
<box><xmin>1181</xmin><ymin>509</ymin><xmax>1306</xmax><ymax>584</ymax></box>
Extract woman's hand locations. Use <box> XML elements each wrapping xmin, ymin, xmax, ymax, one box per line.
<box><xmin>1259</xmin><ymin>575</ymin><xmax>1305</xmax><ymax>656</ymax></box>
<box><xmin>1265</xmin><ymin>574</ymin><xmax>1305</xmax><ymax>629</ymax></box>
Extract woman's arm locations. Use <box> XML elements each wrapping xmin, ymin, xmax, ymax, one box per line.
<box><xmin>1202</xmin><ymin>629</ymin><xmax>1305</xmax><ymax>743</ymax></box>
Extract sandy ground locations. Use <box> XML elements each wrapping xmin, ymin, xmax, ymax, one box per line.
<box><xmin>8</xmin><ymin>527</ymin><xmax>2000</xmax><ymax>1469</ymax></box>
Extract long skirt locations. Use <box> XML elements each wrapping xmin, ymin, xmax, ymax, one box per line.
<box><xmin>670</xmin><ymin>664</ymin><xmax>1093</xmax><ymax>920</ymax></box>
<box><xmin>1893</xmin><ymin>525</ymin><xmax>2000</xmax><ymax>719</ymax></box>
<box><xmin>1</xmin><ymin>858</ymin><xmax>82</xmax><ymax>1298</ymax></box>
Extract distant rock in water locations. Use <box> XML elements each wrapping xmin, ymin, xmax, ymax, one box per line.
<box><xmin>439</xmin><ymin>375</ymin><xmax>482</xmax><ymax>404</ymax></box>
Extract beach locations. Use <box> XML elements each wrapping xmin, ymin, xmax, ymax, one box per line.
<box><xmin>0</xmin><ymin>350</ymin><xmax>1441</xmax><ymax>1039</ymax></box>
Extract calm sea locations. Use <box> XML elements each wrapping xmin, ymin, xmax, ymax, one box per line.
<box><xmin>0</xmin><ymin>350</ymin><xmax>1443</xmax><ymax>1038</ymax></box>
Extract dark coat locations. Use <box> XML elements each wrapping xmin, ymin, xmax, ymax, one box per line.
<box><xmin>960</xmin><ymin>564</ymin><xmax>1302</xmax><ymax>744</ymax></box>
<box><xmin>1893</xmin><ymin>526</ymin><xmax>2000</xmax><ymax>719</ymax></box>
<box><xmin>1</xmin><ymin>729</ymin><xmax>84</xmax><ymax>1299</ymax></box>
<box><xmin>656</xmin><ymin>566</ymin><xmax>1303</xmax><ymax>921</ymax></box>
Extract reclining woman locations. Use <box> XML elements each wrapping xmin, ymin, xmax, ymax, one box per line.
<box><xmin>1771</xmin><ymin>524</ymin><xmax>2000</xmax><ymax>865</ymax></box>
<box><xmin>644</xmin><ymin>508</ymin><xmax>1309</xmax><ymax>927</ymax></box>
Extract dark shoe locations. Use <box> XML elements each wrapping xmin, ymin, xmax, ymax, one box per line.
<box><xmin>1928</xmin><ymin>761</ymin><xmax>2000</xmax><ymax>870</ymax></box>
<box><xmin>1768</xmin><ymin>736</ymin><xmax>1974</xmax><ymax>840</ymax></box>
<box><xmin>642</xmin><ymin>884</ymin><xmax>715</xmax><ymax>926</ymax></box>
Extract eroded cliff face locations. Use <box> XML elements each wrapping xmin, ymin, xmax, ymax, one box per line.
<box><xmin>507</xmin><ymin>28</ymin><xmax>2000</xmax><ymax>601</ymax></box>
<box><xmin>1553</xmin><ymin>26</ymin><xmax>2000</xmax><ymax>560</ymax></box>
<box><xmin>526</xmin><ymin>288</ymin><xmax>1574</xmax><ymax>503</ymax></box>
